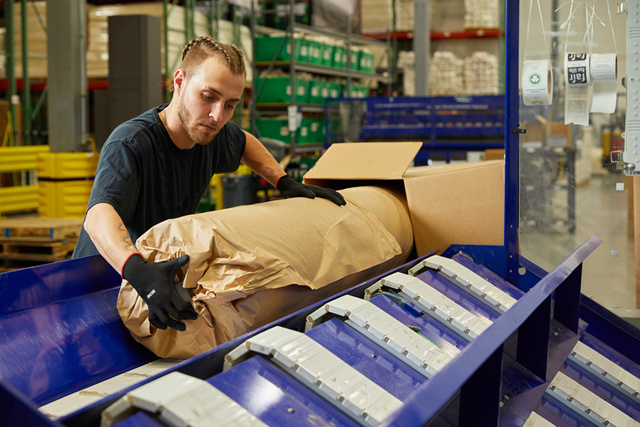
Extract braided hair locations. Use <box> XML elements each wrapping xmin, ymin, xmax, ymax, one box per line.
<box><xmin>169</xmin><ymin>36</ymin><xmax>245</xmax><ymax>91</ymax></box>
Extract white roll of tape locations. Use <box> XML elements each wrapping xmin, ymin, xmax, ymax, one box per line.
<box><xmin>564</xmin><ymin>53</ymin><xmax>591</xmax><ymax>86</ymax></box>
<box><xmin>590</xmin><ymin>53</ymin><xmax>617</xmax><ymax>114</ymax></box>
<box><xmin>522</xmin><ymin>60</ymin><xmax>554</xmax><ymax>105</ymax></box>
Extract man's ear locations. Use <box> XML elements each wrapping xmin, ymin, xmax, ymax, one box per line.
<box><xmin>173</xmin><ymin>69</ymin><xmax>186</xmax><ymax>94</ymax></box>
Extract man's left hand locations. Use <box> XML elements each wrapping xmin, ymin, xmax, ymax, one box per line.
<box><xmin>277</xmin><ymin>175</ymin><xmax>346</xmax><ymax>206</ymax></box>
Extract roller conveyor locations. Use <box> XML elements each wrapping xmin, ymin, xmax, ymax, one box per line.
<box><xmin>2</xmin><ymin>236</ymin><xmax>640</xmax><ymax>426</ymax></box>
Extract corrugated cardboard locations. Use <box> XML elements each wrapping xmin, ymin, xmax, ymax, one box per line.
<box><xmin>305</xmin><ymin>142</ymin><xmax>505</xmax><ymax>256</ymax></box>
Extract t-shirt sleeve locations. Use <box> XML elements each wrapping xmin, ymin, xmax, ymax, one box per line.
<box><xmin>86</xmin><ymin>140</ymin><xmax>141</xmax><ymax>223</ymax></box>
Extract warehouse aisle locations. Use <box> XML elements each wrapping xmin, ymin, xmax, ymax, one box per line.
<box><xmin>520</xmin><ymin>172</ymin><xmax>638</xmax><ymax>322</ymax></box>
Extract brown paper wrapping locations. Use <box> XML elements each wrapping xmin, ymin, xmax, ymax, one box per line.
<box><xmin>117</xmin><ymin>186</ymin><xmax>413</xmax><ymax>358</ymax></box>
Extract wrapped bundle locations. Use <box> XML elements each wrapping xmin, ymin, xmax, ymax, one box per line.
<box><xmin>464</xmin><ymin>51</ymin><xmax>499</xmax><ymax>95</ymax></box>
<box><xmin>464</xmin><ymin>0</ymin><xmax>499</xmax><ymax>30</ymax></box>
<box><xmin>118</xmin><ymin>186</ymin><xmax>414</xmax><ymax>358</ymax></box>
<box><xmin>429</xmin><ymin>51</ymin><xmax>464</xmax><ymax>96</ymax></box>
<box><xmin>398</xmin><ymin>50</ymin><xmax>416</xmax><ymax>96</ymax></box>
<box><xmin>361</xmin><ymin>0</ymin><xmax>394</xmax><ymax>33</ymax></box>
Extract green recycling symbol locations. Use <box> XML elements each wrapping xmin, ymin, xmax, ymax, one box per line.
<box><xmin>529</xmin><ymin>73</ymin><xmax>541</xmax><ymax>85</ymax></box>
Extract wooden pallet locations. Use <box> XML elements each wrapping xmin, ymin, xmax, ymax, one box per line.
<box><xmin>0</xmin><ymin>238</ymin><xmax>76</xmax><ymax>262</ymax></box>
<box><xmin>0</xmin><ymin>218</ymin><xmax>83</xmax><ymax>241</ymax></box>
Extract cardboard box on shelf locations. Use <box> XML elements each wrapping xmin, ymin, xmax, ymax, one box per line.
<box><xmin>485</xmin><ymin>148</ymin><xmax>505</xmax><ymax>160</ymax></box>
<box><xmin>304</xmin><ymin>142</ymin><xmax>505</xmax><ymax>256</ymax></box>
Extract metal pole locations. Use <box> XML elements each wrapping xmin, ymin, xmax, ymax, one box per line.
<box><xmin>504</xmin><ymin>0</ymin><xmax>520</xmax><ymax>281</ymax></box>
<box><xmin>5</xmin><ymin>0</ymin><xmax>17</xmax><ymax>146</ymax></box>
<box><xmin>414</xmin><ymin>0</ymin><xmax>430</xmax><ymax>96</ymax></box>
<box><xmin>288</xmin><ymin>0</ymin><xmax>297</xmax><ymax>151</ymax></box>
<box><xmin>21</xmin><ymin>0</ymin><xmax>31</xmax><ymax>145</ymax></box>
<box><xmin>46</xmin><ymin>0</ymin><xmax>88</xmax><ymax>152</ymax></box>
<box><xmin>163</xmin><ymin>0</ymin><xmax>170</xmax><ymax>101</ymax></box>
<box><xmin>250</xmin><ymin>0</ymin><xmax>257</xmax><ymax>136</ymax></box>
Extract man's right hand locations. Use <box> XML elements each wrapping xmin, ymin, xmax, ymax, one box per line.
<box><xmin>122</xmin><ymin>254</ymin><xmax>198</xmax><ymax>331</ymax></box>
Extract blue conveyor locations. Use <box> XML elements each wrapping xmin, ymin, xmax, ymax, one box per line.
<box><xmin>2</xmin><ymin>235</ymin><xmax>640</xmax><ymax>426</ymax></box>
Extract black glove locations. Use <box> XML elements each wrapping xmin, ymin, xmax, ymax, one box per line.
<box><xmin>122</xmin><ymin>254</ymin><xmax>198</xmax><ymax>331</ymax></box>
<box><xmin>276</xmin><ymin>175</ymin><xmax>346</xmax><ymax>206</ymax></box>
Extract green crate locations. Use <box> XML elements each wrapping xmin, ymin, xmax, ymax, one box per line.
<box><xmin>255</xmin><ymin>77</ymin><xmax>310</xmax><ymax>104</ymax></box>
<box><xmin>360</xmin><ymin>51</ymin><xmax>375</xmax><ymax>73</ymax></box>
<box><xmin>256</xmin><ymin>118</ymin><xmax>313</xmax><ymax>144</ymax></box>
<box><xmin>297</xmin><ymin>119</ymin><xmax>314</xmax><ymax>143</ymax></box>
<box><xmin>327</xmin><ymin>82</ymin><xmax>341</xmax><ymax>99</ymax></box>
<box><xmin>254</xmin><ymin>36</ymin><xmax>311</xmax><ymax>64</ymax></box>
<box><xmin>320</xmin><ymin>42</ymin><xmax>333</xmax><ymax>67</ymax></box>
<box><xmin>332</xmin><ymin>45</ymin><xmax>346</xmax><ymax>69</ymax></box>
<box><xmin>347</xmin><ymin>83</ymin><xmax>370</xmax><ymax>98</ymax></box>
<box><xmin>256</xmin><ymin>118</ymin><xmax>290</xmax><ymax>143</ymax></box>
<box><xmin>348</xmin><ymin>48</ymin><xmax>360</xmax><ymax>71</ymax></box>
<box><xmin>308</xmin><ymin>80</ymin><xmax>327</xmax><ymax>105</ymax></box>
<box><xmin>307</xmin><ymin>118</ymin><xmax>324</xmax><ymax>142</ymax></box>
<box><xmin>306</xmin><ymin>39</ymin><xmax>323</xmax><ymax>65</ymax></box>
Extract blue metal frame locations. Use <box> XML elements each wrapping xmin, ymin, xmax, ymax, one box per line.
<box><xmin>504</xmin><ymin>0</ymin><xmax>520</xmax><ymax>282</ymax></box>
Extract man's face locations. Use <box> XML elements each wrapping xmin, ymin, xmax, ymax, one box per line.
<box><xmin>176</xmin><ymin>56</ymin><xmax>245</xmax><ymax>145</ymax></box>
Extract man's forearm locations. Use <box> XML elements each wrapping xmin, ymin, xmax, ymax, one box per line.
<box><xmin>241</xmin><ymin>131</ymin><xmax>287</xmax><ymax>187</ymax></box>
<box><xmin>84</xmin><ymin>203</ymin><xmax>138</xmax><ymax>274</ymax></box>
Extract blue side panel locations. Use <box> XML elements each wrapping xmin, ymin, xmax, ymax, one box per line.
<box><xmin>0</xmin><ymin>255</ymin><xmax>154</xmax><ymax>405</ymax></box>
<box><xmin>209</xmin><ymin>356</ymin><xmax>356</xmax><ymax>427</ymax></box>
<box><xmin>306</xmin><ymin>318</ymin><xmax>427</xmax><ymax>399</ymax></box>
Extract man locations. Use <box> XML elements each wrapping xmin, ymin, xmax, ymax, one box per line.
<box><xmin>73</xmin><ymin>36</ymin><xmax>344</xmax><ymax>332</ymax></box>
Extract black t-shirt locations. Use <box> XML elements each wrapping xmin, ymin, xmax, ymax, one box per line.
<box><xmin>72</xmin><ymin>104</ymin><xmax>246</xmax><ymax>258</ymax></box>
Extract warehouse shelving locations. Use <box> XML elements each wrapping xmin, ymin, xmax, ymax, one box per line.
<box><xmin>326</xmin><ymin>94</ymin><xmax>505</xmax><ymax>163</ymax></box>
<box><xmin>249</xmin><ymin>1</ymin><xmax>391</xmax><ymax>156</ymax></box>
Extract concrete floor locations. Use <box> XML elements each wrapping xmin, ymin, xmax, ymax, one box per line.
<box><xmin>519</xmin><ymin>172</ymin><xmax>638</xmax><ymax>324</ymax></box>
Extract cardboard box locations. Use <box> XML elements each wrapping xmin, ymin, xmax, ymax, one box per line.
<box><xmin>304</xmin><ymin>142</ymin><xmax>505</xmax><ymax>256</ymax></box>
<box><xmin>485</xmin><ymin>148</ymin><xmax>505</xmax><ymax>161</ymax></box>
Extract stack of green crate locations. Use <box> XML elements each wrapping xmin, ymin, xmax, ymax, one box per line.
<box><xmin>254</xmin><ymin>35</ymin><xmax>311</xmax><ymax>64</ymax></box>
<box><xmin>348</xmin><ymin>47</ymin><xmax>360</xmax><ymax>71</ymax></box>
<box><xmin>359</xmin><ymin>49</ymin><xmax>375</xmax><ymax>74</ymax></box>
<box><xmin>319</xmin><ymin>38</ymin><xmax>333</xmax><ymax>67</ymax></box>
<box><xmin>332</xmin><ymin>44</ymin><xmax>346</xmax><ymax>69</ymax></box>
<box><xmin>255</xmin><ymin>76</ymin><xmax>310</xmax><ymax>104</ymax></box>
<box><xmin>256</xmin><ymin>117</ymin><xmax>291</xmax><ymax>143</ymax></box>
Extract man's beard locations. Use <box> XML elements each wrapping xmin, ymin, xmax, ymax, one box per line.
<box><xmin>177</xmin><ymin>97</ymin><xmax>219</xmax><ymax>146</ymax></box>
